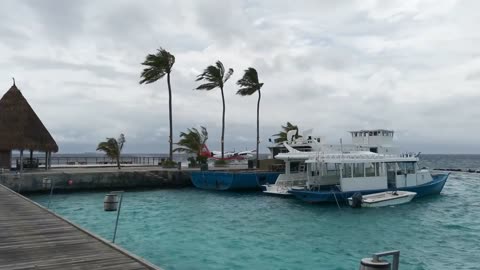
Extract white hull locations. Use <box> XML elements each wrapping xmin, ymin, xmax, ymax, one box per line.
<box><xmin>348</xmin><ymin>191</ymin><xmax>416</xmax><ymax>208</ymax></box>
<box><xmin>262</xmin><ymin>172</ymin><xmax>308</xmax><ymax>196</ymax></box>
<box><xmin>262</xmin><ymin>184</ymin><xmax>300</xmax><ymax>196</ymax></box>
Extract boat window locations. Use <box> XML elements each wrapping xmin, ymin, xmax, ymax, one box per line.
<box><xmin>353</xmin><ymin>163</ymin><xmax>364</xmax><ymax>177</ymax></box>
<box><xmin>343</xmin><ymin>163</ymin><xmax>352</xmax><ymax>178</ymax></box>
<box><xmin>369</xmin><ymin>132</ymin><xmax>373</xmax><ymax>136</ymax></box>
<box><xmin>373</xmin><ymin>131</ymin><xmax>378</xmax><ymax>136</ymax></box>
<box><xmin>290</xmin><ymin>162</ymin><xmax>300</xmax><ymax>173</ymax></box>
<box><xmin>405</xmin><ymin>162</ymin><xmax>415</xmax><ymax>174</ymax></box>
<box><xmin>365</xmin><ymin>163</ymin><xmax>375</xmax><ymax>177</ymax></box>
<box><xmin>397</xmin><ymin>162</ymin><xmax>406</xmax><ymax>175</ymax></box>
<box><xmin>324</xmin><ymin>163</ymin><xmax>339</xmax><ymax>176</ymax></box>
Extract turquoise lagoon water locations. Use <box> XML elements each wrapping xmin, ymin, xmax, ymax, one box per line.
<box><xmin>29</xmin><ymin>172</ymin><xmax>479</xmax><ymax>270</ymax></box>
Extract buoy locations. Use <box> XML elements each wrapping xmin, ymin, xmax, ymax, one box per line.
<box><xmin>359</xmin><ymin>258</ymin><xmax>390</xmax><ymax>270</ymax></box>
<box><xmin>104</xmin><ymin>194</ymin><xmax>119</xmax><ymax>211</ymax></box>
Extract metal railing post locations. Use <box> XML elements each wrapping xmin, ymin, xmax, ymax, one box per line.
<box><xmin>47</xmin><ymin>179</ymin><xmax>56</xmax><ymax>209</ymax></box>
<box><xmin>111</xmin><ymin>191</ymin><xmax>124</xmax><ymax>243</ymax></box>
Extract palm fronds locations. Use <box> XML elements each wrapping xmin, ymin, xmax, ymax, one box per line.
<box><xmin>174</xmin><ymin>127</ymin><xmax>208</xmax><ymax>157</ymax></box>
<box><xmin>139</xmin><ymin>48</ymin><xmax>175</xmax><ymax>84</ymax></box>
<box><xmin>96</xmin><ymin>134</ymin><xmax>126</xmax><ymax>169</ymax></box>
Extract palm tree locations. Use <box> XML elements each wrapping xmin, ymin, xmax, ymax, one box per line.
<box><xmin>272</xmin><ymin>122</ymin><xmax>301</xmax><ymax>144</ymax></box>
<box><xmin>139</xmin><ymin>48</ymin><xmax>175</xmax><ymax>162</ymax></box>
<box><xmin>236</xmin><ymin>68</ymin><xmax>264</xmax><ymax>166</ymax></box>
<box><xmin>195</xmin><ymin>61</ymin><xmax>233</xmax><ymax>159</ymax></box>
<box><xmin>96</xmin><ymin>134</ymin><xmax>126</xmax><ymax>169</ymax></box>
<box><xmin>174</xmin><ymin>126</ymin><xmax>208</xmax><ymax>164</ymax></box>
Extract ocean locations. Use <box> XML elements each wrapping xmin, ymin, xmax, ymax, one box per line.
<box><xmin>28</xmin><ymin>154</ymin><xmax>480</xmax><ymax>270</ymax></box>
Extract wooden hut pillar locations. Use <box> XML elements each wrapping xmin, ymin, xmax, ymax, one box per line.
<box><xmin>48</xmin><ymin>152</ymin><xmax>52</xmax><ymax>169</ymax></box>
<box><xmin>29</xmin><ymin>149</ymin><xmax>33</xmax><ymax>166</ymax></box>
<box><xmin>19</xmin><ymin>149</ymin><xmax>24</xmax><ymax>173</ymax></box>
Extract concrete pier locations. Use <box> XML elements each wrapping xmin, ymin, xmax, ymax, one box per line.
<box><xmin>0</xmin><ymin>167</ymin><xmax>194</xmax><ymax>193</ymax></box>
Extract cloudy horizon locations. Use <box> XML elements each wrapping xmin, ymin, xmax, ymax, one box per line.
<box><xmin>1</xmin><ymin>0</ymin><xmax>479</xmax><ymax>154</ymax></box>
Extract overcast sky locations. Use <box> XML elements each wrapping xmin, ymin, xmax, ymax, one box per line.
<box><xmin>1</xmin><ymin>0</ymin><xmax>479</xmax><ymax>154</ymax></box>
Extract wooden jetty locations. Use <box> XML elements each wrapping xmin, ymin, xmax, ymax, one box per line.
<box><xmin>0</xmin><ymin>184</ymin><xmax>161</xmax><ymax>270</ymax></box>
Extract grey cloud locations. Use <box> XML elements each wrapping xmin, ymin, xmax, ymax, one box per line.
<box><xmin>11</xmin><ymin>56</ymin><xmax>135</xmax><ymax>80</ymax></box>
<box><xmin>23</xmin><ymin>0</ymin><xmax>86</xmax><ymax>42</ymax></box>
<box><xmin>63</xmin><ymin>81</ymin><xmax>118</xmax><ymax>89</ymax></box>
<box><xmin>1</xmin><ymin>0</ymin><xmax>480</xmax><ymax>153</ymax></box>
<box><xmin>466</xmin><ymin>71</ymin><xmax>480</xmax><ymax>81</ymax></box>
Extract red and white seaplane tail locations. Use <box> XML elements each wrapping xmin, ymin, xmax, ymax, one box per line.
<box><xmin>200</xmin><ymin>145</ymin><xmax>256</xmax><ymax>161</ymax></box>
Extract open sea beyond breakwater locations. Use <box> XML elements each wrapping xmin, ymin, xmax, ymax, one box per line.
<box><xmin>29</xmin><ymin>155</ymin><xmax>480</xmax><ymax>270</ymax></box>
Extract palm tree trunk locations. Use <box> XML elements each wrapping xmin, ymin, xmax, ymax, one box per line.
<box><xmin>116</xmin><ymin>156</ymin><xmax>121</xmax><ymax>170</ymax></box>
<box><xmin>256</xmin><ymin>89</ymin><xmax>261</xmax><ymax>168</ymax></box>
<box><xmin>167</xmin><ymin>72</ymin><xmax>173</xmax><ymax>161</ymax></box>
<box><xmin>220</xmin><ymin>86</ymin><xmax>225</xmax><ymax>159</ymax></box>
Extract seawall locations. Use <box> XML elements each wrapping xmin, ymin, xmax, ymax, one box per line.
<box><xmin>0</xmin><ymin>167</ymin><xmax>193</xmax><ymax>193</ymax></box>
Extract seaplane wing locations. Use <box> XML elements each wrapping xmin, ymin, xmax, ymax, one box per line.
<box><xmin>200</xmin><ymin>145</ymin><xmax>255</xmax><ymax>160</ymax></box>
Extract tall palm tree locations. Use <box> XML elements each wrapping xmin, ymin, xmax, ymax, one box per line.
<box><xmin>272</xmin><ymin>122</ymin><xmax>301</xmax><ymax>144</ymax></box>
<box><xmin>174</xmin><ymin>126</ymin><xmax>208</xmax><ymax>163</ymax></box>
<box><xmin>195</xmin><ymin>61</ymin><xmax>233</xmax><ymax>159</ymax></box>
<box><xmin>236</xmin><ymin>67</ymin><xmax>264</xmax><ymax>166</ymax></box>
<box><xmin>96</xmin><ymin>134</ymin><xmax>125</xmax><ymax>169</ymax></box>
<box><xmin>139</xmin><ymin>48</ymin><xmax>175</xmax><ymax>161</ymax></box>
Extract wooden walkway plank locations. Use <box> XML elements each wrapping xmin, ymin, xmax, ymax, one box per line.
<box><xmin>0</xmin><ymin>184</ymin><xmax>162</xmax><ymax>270</ymax></box>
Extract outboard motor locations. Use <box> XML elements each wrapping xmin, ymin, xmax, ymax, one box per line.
<box><xmin>350</xmin><ymin>192</ymin><xmax>363</xmax><ymax>208</ymax></box>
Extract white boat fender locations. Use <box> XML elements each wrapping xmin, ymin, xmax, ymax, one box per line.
<box><xmin>350</xmin><ymin>192</ymin><xmax>363</xmax><ymax>208</ymax></box>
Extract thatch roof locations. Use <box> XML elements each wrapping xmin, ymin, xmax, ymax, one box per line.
<box><xmin>0</xmin><ymin>83</ymin><xmax>58</xmax><ymax>152</ymax></box>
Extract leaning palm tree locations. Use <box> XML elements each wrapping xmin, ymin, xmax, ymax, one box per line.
<box><xmin>236</xmin><ymin>67</ymin><xmax>264</xmax><ymax>166</ymax></box>
<box><xmin>96</xmin><ymin>134</ymin><xmax>125</xmax><ymax>169</ymax></box>
<box><xmin>174</xmin><ymin>126</ymin><xmax>208</xmax><ymax>164</ymax></box>
<box><xmin>195</xmin><ymin>61</ymin><xmax>233</xmax><ymax>159</ymax></box>
<box><xmin>139</xmin><ymin>48</ymin><xmax>175</xmax><ymax>162</ymax></box>
<box><xmin>272</xmin><ymin>122</ymin><xmax>301</xmax><ymax>144</ymax></box>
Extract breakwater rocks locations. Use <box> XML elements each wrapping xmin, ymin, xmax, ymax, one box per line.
<box><xmin>0</xmin><ymin>169</ymin><xmax>192</xmax><ymax>193</ymax></box>
<box><xmin>434</xmin><ymin>168</ymin><xmax>480</xmax><ymax>173</ymax></box>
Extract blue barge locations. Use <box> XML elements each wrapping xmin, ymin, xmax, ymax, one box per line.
<box><xmin>190</xmin><ymin>171</ymin><xmax>280</xmax><ymax>190</ymax></box>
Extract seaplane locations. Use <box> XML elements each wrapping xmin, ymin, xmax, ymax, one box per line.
<box><xmin>200</xmin><ymin>145</ymin><xmax>256</xmax><ymax>161</ymax></box>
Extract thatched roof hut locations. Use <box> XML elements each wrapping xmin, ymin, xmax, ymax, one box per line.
<box><xmin>0</xmin><ymin>81</ymin><xmax>58</xmax><ymax>169</ymax></box>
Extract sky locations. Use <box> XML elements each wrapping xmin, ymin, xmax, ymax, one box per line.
<box><xmin>1</xmin><ymin>0</ymin><xmax>479</xmax><ymax>154</ymax></box>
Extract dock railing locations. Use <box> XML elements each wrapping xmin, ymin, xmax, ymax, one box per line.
<box><xmin>13</xmin><ymin>156</ymin><xmax>169</xmax><ymax>168</ymax></box>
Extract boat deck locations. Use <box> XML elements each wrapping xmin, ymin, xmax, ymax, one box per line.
<box><xmin>0</xmin><ymin>184</ymin><xmax>161</xmax><ymax>270</ymax></box>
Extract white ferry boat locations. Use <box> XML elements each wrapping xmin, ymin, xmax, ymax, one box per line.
<box><xmin>262</xmin><ymin>129</ymin><xmax>449</xmax><ymax>202</ymax></box>
<box><xmin>263</xmin><ymin>129</ymin><xmax>399</xmax><ymax>196</ymax></box>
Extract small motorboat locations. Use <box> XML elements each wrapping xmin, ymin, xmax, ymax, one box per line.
<box><xmin>348</xmin><ymin>191</ymin><xmax>417</xmax><ymax>208</ymax></box>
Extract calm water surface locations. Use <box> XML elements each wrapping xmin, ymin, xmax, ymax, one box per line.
<box><xmin>29</xmin><ymin>156</ymin><xmax>480</xmax><ymax>270</ymax></box>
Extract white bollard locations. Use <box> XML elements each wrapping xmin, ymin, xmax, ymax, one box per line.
<box><xmin>104</xmin><ymin>194</ymin><xmax>119</xmax><ymax>211</ymax></box>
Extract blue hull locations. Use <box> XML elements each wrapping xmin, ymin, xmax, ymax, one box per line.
<box><xmin>289</xmin><ymin>173</ymin><xmax>449</xmax><ymax>203</ymax></box>
<box><xmin>191</xmin><ymin>171</ymin><xmax>280</xmax><ymax>191</ymax></box>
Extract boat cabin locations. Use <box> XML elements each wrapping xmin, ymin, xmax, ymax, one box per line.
<box><xmin>304</xmin><ymin>155</ymin><xmax>432</xmax><ymax>192</ymax></box>
<box><xmin>350</xmin><ymin>129</ymin><xmax>394</xmax><ymax>152</ymax></box>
